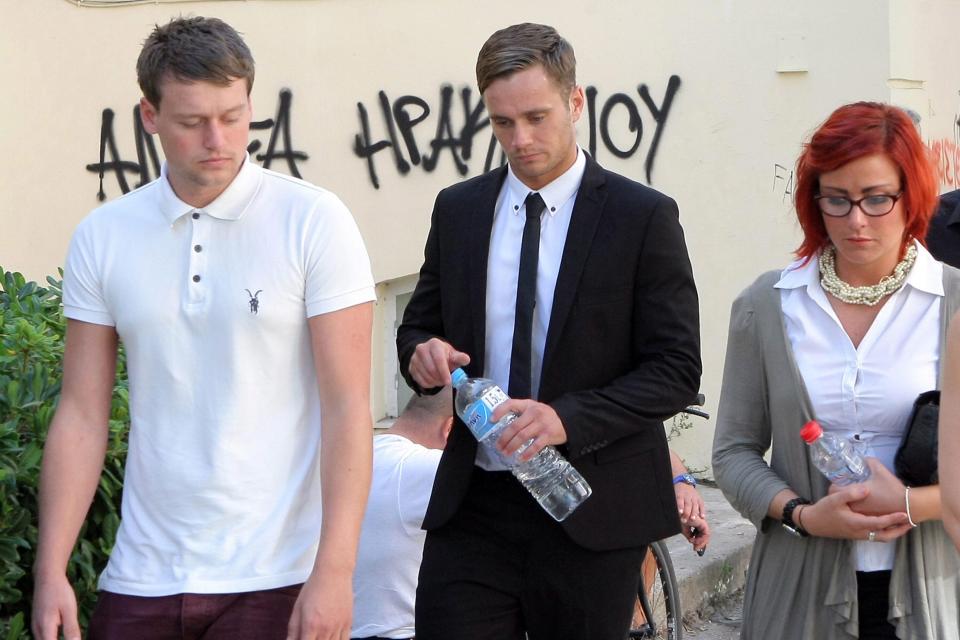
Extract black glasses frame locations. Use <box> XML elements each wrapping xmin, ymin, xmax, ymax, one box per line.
<box><xmin>814</xmin><ymin>192</ymin><xmax>903</xmax><ymax>218</ymax></box>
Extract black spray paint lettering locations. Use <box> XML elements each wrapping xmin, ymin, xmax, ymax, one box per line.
<box><xmin>85</xmin><ymin>106</ymin><xmax>162</xmax><ymax>201</ymax></box>
<box><xmin>86</xmin><ymin>89</ymin><xmax>307</xmax><ymax>201</ymax></box>
<box><xmin>248</xmin><ymin>89</ymin><xmax>308</xmax><ymax>177</ymax></box>
<box><xmin>584</xmin><ymin>75</ymin><xmax>682</xmax><ymax>183</ymax></box>
<box><xmin>353</xmin><ymin>75</ymin><xmax>681</xmax><ymax>189</ymax></box>
<box><xmin>773</xmin><ymin>163</ymin><xmax>795</xmax><ymax>203</ymax></box>
<box><xmin>354</xmin><ymin>86</ymin><xmax>494</xmax><ymax>189</ymax></box>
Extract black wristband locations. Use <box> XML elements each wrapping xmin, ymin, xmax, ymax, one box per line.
<box><xmin>781</xmin><ymin>497</ymin><xmax>811</xmax><ymax>538</ymax></box>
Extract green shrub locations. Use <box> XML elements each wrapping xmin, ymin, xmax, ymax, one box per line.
<box><xmin>0</xmin><ymin>268</ymin><xmax>129</xmax><ymax>638</ymax></box>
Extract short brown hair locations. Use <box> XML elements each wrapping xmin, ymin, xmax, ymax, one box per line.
<box><xmin>401</xmin><ymin>387</ymin><xmax>453</xmax><ymax>423</ymax></box>
<box><xmin>794</xmin><ymin>102</ymin><xmax>938</xmax><ymax>260</ymax></box>
<box><xmin>137</xmin><ymin>16</ymin><xmax>255</xmax><ymax>108</ymax></box>
<box><xmin>476</xmin><ymin>23</ymin><xmax>576</xmax><ymax>95</ymax></box>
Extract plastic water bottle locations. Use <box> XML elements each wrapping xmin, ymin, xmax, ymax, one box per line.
<box><xmin>450</xmin><ymin>368</ymin><xmax>592</xmax><ymax>521</ymax></box>
<box><xmin>800</xmin><ymin>420</ymin><xmax>870</xmax><ymax>485</ymax></box>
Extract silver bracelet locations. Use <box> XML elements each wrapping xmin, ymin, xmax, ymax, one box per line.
<box><xmin>905</xmin><ymin>485</ymin><xmax>918</xmax><ymax>528</ymax></box>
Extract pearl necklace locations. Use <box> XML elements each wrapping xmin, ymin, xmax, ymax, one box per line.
<box><xmin>818</xmin><ymin>243</ymin><xmax>917</xmax><ymax>306</ymax></box>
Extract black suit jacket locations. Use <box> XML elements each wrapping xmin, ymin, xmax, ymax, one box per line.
<box><xmin>927</xmin><ymin>189</ymin><xmax>960</xmax><ymax>268</ymax></box>
<box><xmin>397</xmin><ymin>155</ymin><xmax>702</xmax><ymax>551</ymax></box>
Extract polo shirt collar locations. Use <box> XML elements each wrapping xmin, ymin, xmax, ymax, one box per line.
<box><xmin>157</xmin><ymin>154</ymin><xmax>262</xmax><ymax>226</ymax></box>
<box><xmin>503</xmin><ymin>146</ymin><xmax>586</xmax><ymax>217</ymax></box>
<box><xmin>775</xmin><ymin>239</ymin><xmax>943</xmax><ymax>297</ymax></box>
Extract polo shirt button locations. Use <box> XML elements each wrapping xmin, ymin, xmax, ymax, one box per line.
<box><xmin>192</xmin><ymin>212</ymin><xmax>200</xmax><ymax>220</ymax></box>
<box><xmin>192</xmin><ymin>275</ymin><xmax>201</xmax><ymax>283</ymax></box>
<box><xmin>194</xmin><ymin>245</ymin><xmax>202</xmax><ymax>252</ymax></box>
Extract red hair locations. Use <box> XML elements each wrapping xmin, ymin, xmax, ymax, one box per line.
<box><xmin>794</xmin><ymin>102</ymin><xmax>938</xmax><ymax>260</ymax></box>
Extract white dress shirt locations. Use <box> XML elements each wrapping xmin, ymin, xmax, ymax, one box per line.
<box><xmin>776</xmin><ymin>241</ymin><xmax>943</xmax><ymax>571</ymax></box>
<box><xmin>477</xmin><ymin>148</ymin><xmax>586</xmax><ymax>470</ymax></box>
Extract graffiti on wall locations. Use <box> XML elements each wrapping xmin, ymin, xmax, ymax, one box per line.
<box><xmin>353</xmin><ymin>75</ymin><xmax>682</xmax><ymax>189</ymax></box>
<box><xmin>772</xmin><ymin>163</ymin><xmax>795</xmax><ymax>204</ymax></box>
<box><xmin>86</xmin><ymin>89</ymin><xmax>307</xmax><ymax>201</ymax></box>
<box><xmin>929</xmin><ymin>137</ymin><xmax>960</xmax><ymax>188</ymax></box>
<box><xmin>925</xmin><ymin>111</ymin><xmax>960</xmax><ymax>190</ymax></box>
<box><xmin>353</xmin><ymin>85</ymin><xmax>492</xmax><ymax>189</ymax></box>
<box><xmin>87</xmin><ymin>78</ymin><xmax>684</xmax><ymax>198</ymax></box>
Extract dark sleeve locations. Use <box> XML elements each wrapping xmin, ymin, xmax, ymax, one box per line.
<box><xmin>396</xmin><ymin>194</ymin><xmax>446</xmax><ymax>396</ymax></box>
<box><xmin>552</xmin><ymin>196</ymin><xmax>702</xmax><ymax>457</ymax></box>
<box><xmin>927</xmin><ymin>189</ymin><xmax>960</xmax><ymax>269</ymax></box>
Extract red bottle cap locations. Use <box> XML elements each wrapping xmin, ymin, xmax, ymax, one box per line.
<box><xmin>800</xmin><ymin>420</ymin><xmax>823</xmax><ymax>443</ymax></box>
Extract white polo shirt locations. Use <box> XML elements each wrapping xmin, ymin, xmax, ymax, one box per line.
<box><xmin>63</xmin><ymin>157</ymin><xmax>375</xmax><ymax>596</ymax></box>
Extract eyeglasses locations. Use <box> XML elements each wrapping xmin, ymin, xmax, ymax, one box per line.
<box><xmin>815</xmin><ymin>192</ymin><xmax>903</xmax><ymax>217</ymax></box>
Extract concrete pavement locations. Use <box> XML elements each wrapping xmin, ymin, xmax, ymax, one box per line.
<box><xmin>660</xmin><ymin>484</ymin><xmax>754</xmax><ymax>631</ymax></box>
<box><xmin>685</xmin><ymin>598</ymin><xmax>744</xmax><ymax>640</ymax></box>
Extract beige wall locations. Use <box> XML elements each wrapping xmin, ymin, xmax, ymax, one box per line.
<box><xmin>3</xmin><ymin>0</ymin><xmax>960</xmax><ymax>474</ymax></box>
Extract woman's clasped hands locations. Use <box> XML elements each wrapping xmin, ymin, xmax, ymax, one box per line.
<box><xmin>806</xmin><ymin>458</ymin><xmax>915</xmax><ymax>542</ymax></box>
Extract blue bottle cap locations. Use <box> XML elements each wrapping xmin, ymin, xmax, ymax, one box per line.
<box><xmin>451</xmin><ymin>368</ymin><xmax>466</xmax><ymax>386</ymax></box>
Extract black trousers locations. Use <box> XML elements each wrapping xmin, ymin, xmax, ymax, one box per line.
<box><xmin>857</xmin><ymin>570</ymin><xmax>897</xmax><ymax>640</ymax></box>
<box><xmin>415</xmin><ymin>468</ymin><xmax>646</xmax><ymax>640</ymax></box>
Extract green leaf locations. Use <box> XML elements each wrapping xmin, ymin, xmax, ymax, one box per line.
<box><xmin>17</xmin><ymin>283</ymin><xmax>36</xmax><ymax>300</ymax></box>
<box><xmin>18</xmin><ymin>443</ymin><xmax>41</xmax><ymax>472</ymax></box>
<box><xmin>0</xmin><ymin>541</ymin><xmax>20</xmax><ymax>563</ymax></box>
<box><xmin>4</xmin><ymin>612</ymin><xmax>25</xmax><ymax>640</ymax></box>
<box><xmin>0</xmin><ymin>267</ymin><xmax>127</xmax><ymax>630</ymax></box>
<box><xmin>4</xmin><ymin>381</ymin><xmax>19</xmax><ymax>408</ymax></box>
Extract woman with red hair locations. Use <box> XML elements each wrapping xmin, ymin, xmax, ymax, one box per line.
<box><xmin>713</xmin><ymin>102</ymin><xmax>960</xmax><ymax>639</ymax></box>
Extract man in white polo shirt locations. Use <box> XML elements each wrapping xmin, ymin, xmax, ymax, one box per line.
<box><xmin>31</xmin><ymin>17</ymin><xmax>375</xmax><ymax>640</ymax></box>
<box><xmin>351</xmin><ymin>389</ymin><xmax>452</xmax><ymax>640</ymax></box>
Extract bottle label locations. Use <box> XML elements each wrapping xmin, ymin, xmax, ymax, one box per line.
<box><xmin>462</xmin><ymin>386</ymin><xmax>508</xmax><ymax>439</ymax></box>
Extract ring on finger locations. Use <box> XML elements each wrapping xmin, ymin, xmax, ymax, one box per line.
<box><xmin>868</xmin><ymin>531</ymin><xmax>877</xmax><ymax>542</ymax></box>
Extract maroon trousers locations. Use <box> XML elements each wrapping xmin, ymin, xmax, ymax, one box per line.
<box><xmin>87</xmin><ymin>584</ymin><xmax>301</xmax><ymax>640</ymax></box>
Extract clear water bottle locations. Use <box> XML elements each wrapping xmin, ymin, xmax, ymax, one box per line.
<box><xmin>800</xmin><ymin>420</ymin><xmax>870</xmax><ymax>486</ymax></box>
<box><xmin>450</xmin><ymin>368</ymin><xmax>592</xmax><ymax>521</ymax></box>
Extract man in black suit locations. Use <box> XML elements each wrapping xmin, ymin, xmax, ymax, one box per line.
<box><xmin>397</xmin><ymin>23</ymin><xmax>701</xmax><ymax>640</ymax></box>
<box><xmin>928</xmin><ymin>188</ymin><xmax>960</xmax><ymax>267</ymax></box>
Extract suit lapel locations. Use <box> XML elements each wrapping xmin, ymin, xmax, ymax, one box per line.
<box><xmin>467</xmin><ymin>167</ymin><xmax>509</xmax><ymax>368</ymax></box>
<box><xmin>542</xmin><ymin>156</ymin><xmax>607</xmax><ymax>376</ymax></box>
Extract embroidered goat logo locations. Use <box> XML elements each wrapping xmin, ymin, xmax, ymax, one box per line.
<box><xmin>245</xmin><ymin>289</ymin><xmax>262</xmax><ymax>314</ymax></box>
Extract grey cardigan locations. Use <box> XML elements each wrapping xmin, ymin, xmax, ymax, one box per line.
<box><xmin>713</xmin><ymin>267</ymin><xmax>960</xmax><ymax>640</ymax></box>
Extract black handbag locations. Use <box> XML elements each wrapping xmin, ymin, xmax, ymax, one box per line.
<box><xmin>894</xmin><ymin>390</ymin><xmax>939</xmax><ymax>486</ymax></box>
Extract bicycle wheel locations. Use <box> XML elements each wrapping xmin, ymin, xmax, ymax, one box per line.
<box><xmin>627</xmin><ymin>539</ymin><xmax>682</xmax><ymax>639</ymax></box>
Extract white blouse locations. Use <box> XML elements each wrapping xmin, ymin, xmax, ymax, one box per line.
<box><xmin>776</xmin><ymin>241</ymin><xmax>943</xmax><ymax>571</ymax></box>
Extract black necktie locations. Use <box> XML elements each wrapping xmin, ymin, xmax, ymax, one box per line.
<box><xmin>509</xmin><ymin>192</ymin><xmax>546</xmax><ymax>399</ymax></box>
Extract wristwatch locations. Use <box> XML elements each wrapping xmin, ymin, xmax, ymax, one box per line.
<box><xmin>781</xmin><ymin>497</ymin><xmax>811</xmax><ymax>538</ymax></box>
<box><xmin>672</xmin><ymin>473</ymin><xmax>697</xmax><ymax>487</ymax></box>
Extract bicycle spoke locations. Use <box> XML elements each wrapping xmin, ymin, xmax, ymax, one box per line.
<box><xmin>628</xmin><ymin>541</ymin><xmax>681</xmax><ymax>640</ymax></box>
